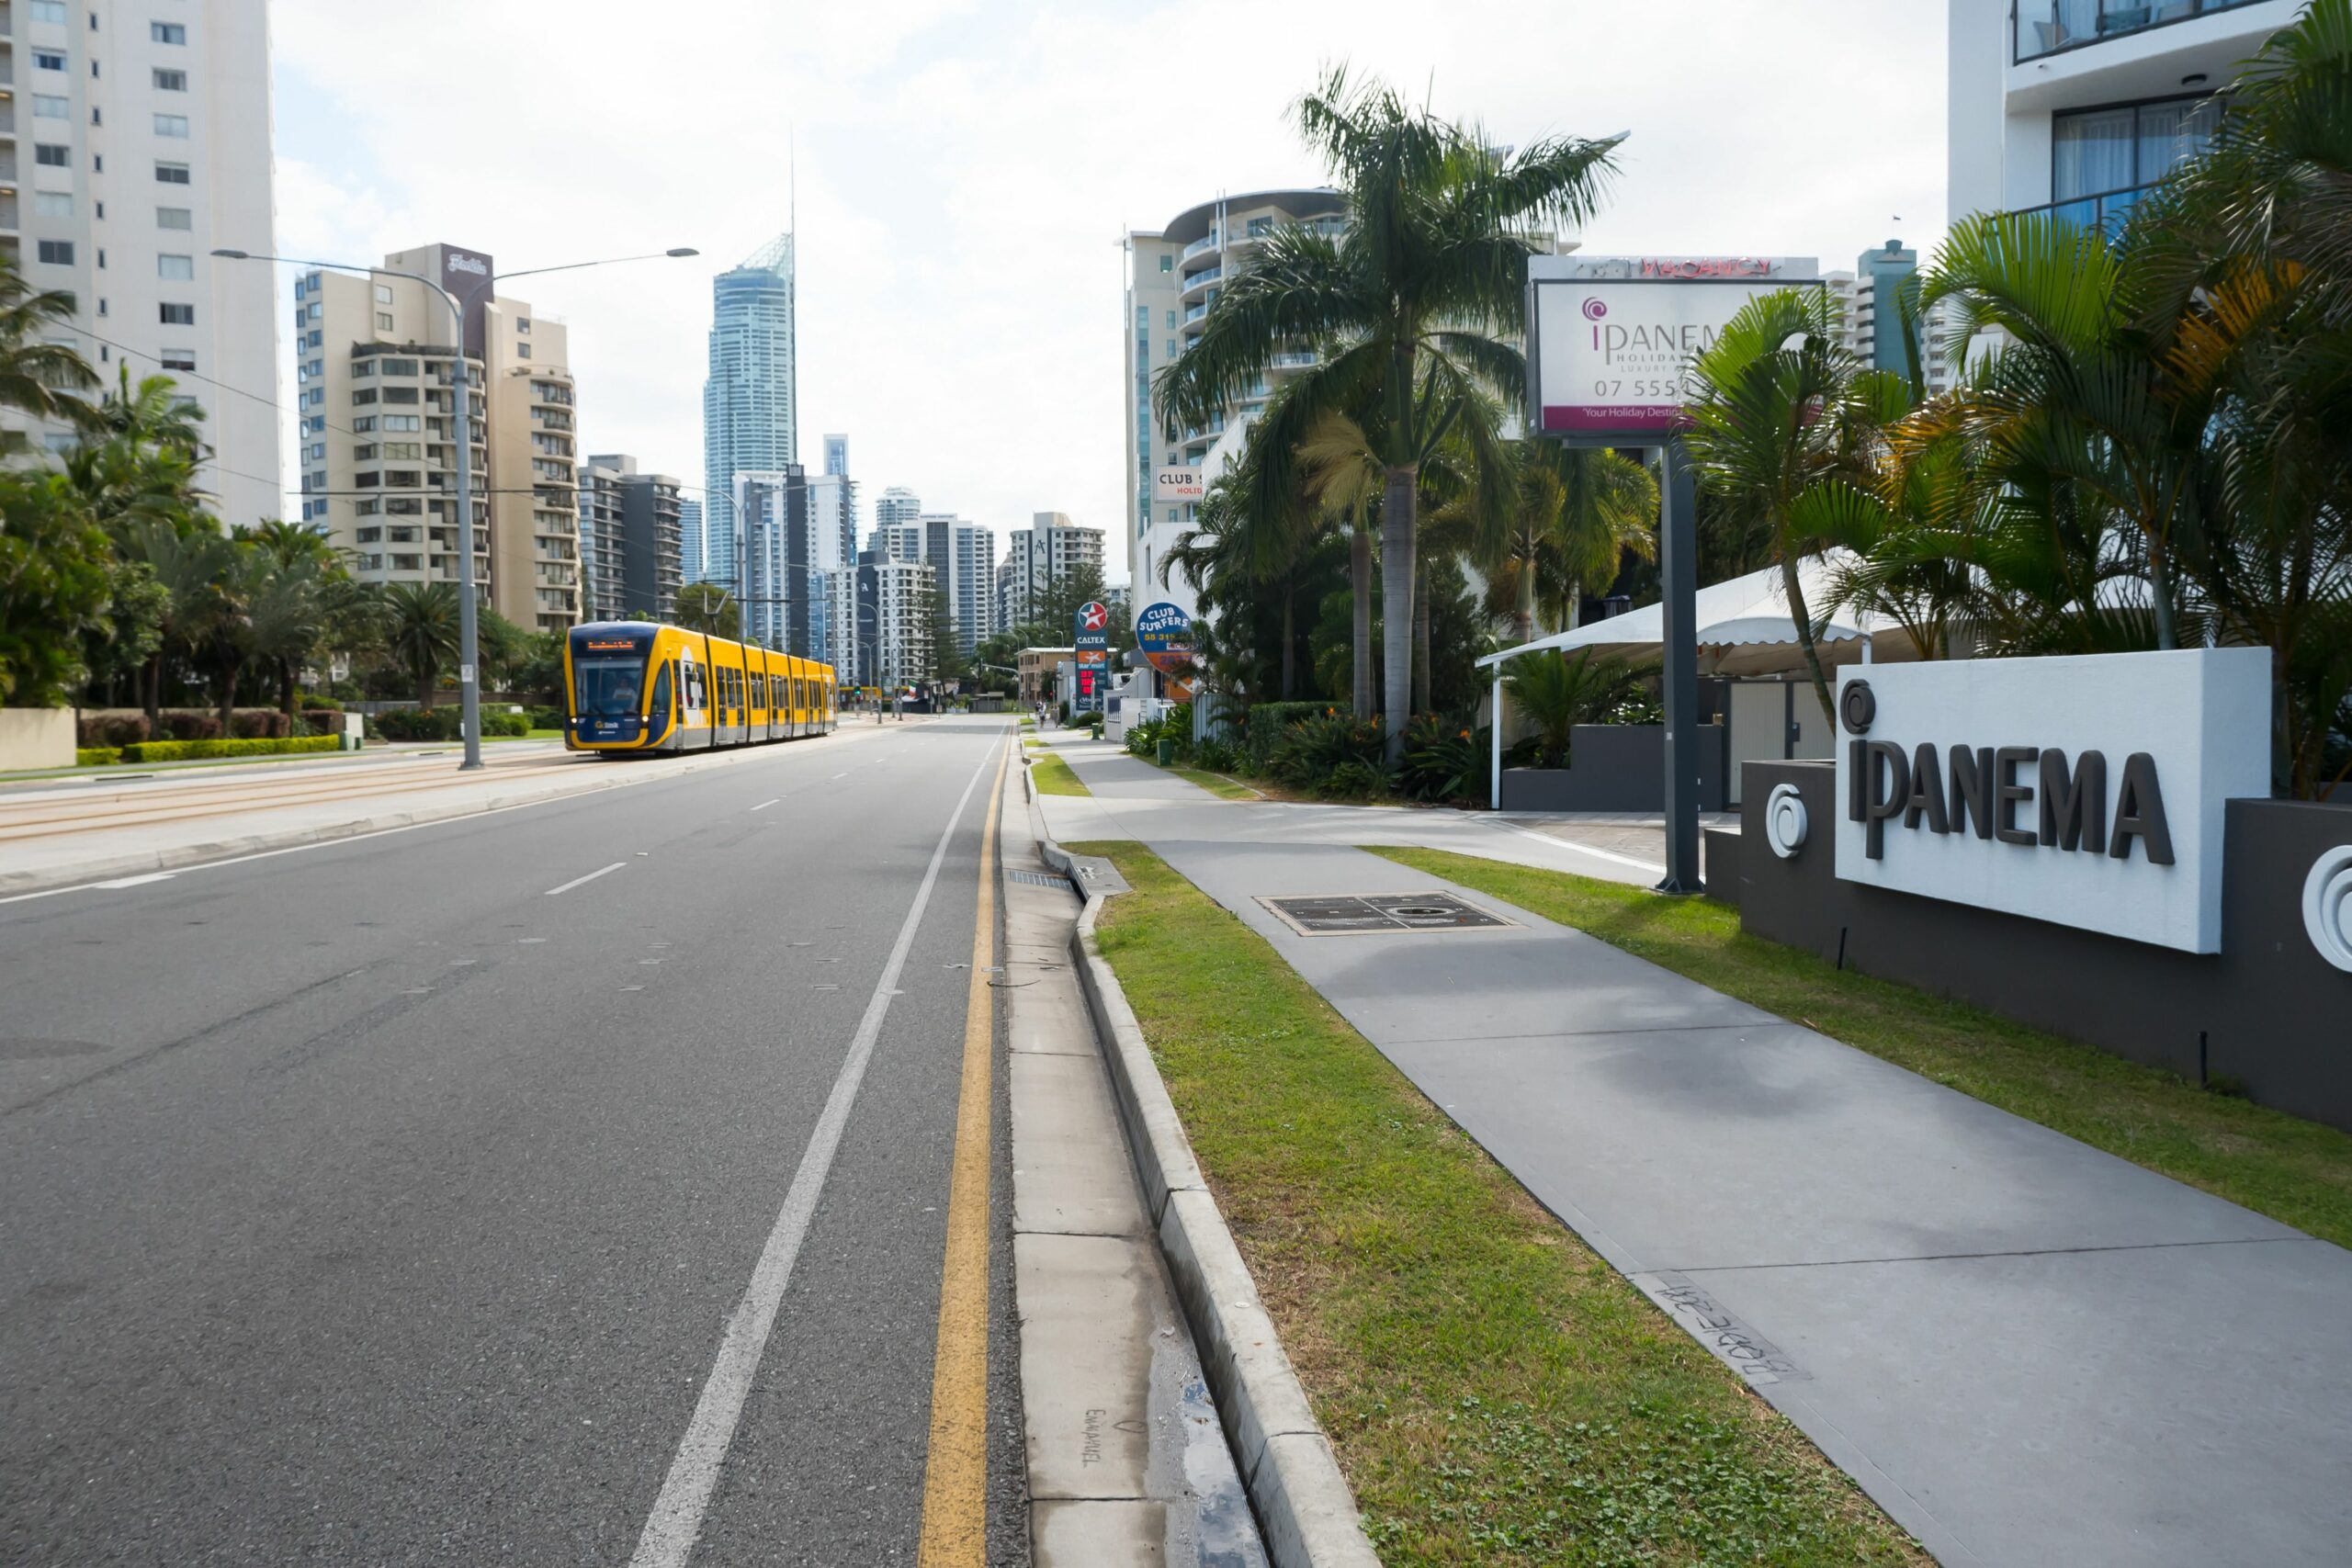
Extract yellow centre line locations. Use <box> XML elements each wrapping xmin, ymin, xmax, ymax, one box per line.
<box><xmin>915</xmin><ymin>734</ymin><xmax>1008</xmax><ymax>1564</ymax></box>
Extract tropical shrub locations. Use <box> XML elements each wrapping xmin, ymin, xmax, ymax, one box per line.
<box><xmin>371</xmin><ymin>707</ymin><xmax>463</xmax><ymax>742</ymax></box>
<box><xmin>481</xmin><ymin>710</ymin><xmax>529</xmax><ymax>738</ymax></box>
<box><xmin>1502</xmin><ymin>650</ymin><xmax>1647</xmax><ymax>770</ymax></box>
<box><xmin>1193</xmin><ymin>737</ymin><xmax>1238</xmax><ymax>773</ymax></box>
<box><xmin>228</xmin><ymin>709</ymin><xmax>292</xmax><ymax>739</ymax></box>
<box><xmin>76</xmin><ymin>712</ymin><xmax>150</xmax><ymax>748</ymax></box>
<box><xmin>527</xmin><ymin>705</ymin><xmax>565</xmax><ymax>731</ymax></box>
<box><xmin>1317</xmin><ymin>760</ymin><xmax>1392</xmax><ymax>800</ymax></box>
<box><xmin>1399</xmin><ymin>716</ymin><xmax>1492</xmax><ymax>805</ymax></box>
<box><xmin>1270</xmin><ymin>712</ymin><xmax>1385</xmax><ymax>790</ymax></box>
<box><xmin>76</xmin><ymin>747</ymin><xmax>119</xmax><ymax>767</ymax></box>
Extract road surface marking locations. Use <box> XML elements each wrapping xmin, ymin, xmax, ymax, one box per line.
<box><xmin>92</xmin><ymin>873</ymin><xmax>177</xmax><ymax>889</ymax></box>
<box><xmin>831</xmin><ymin>772</ymin><xmax>850</xmax><ymax>780</ymax></box>
<box><xmin>750</xmin><ymin>797</ymin><xmax>781</xmax><ymax>812</ymax></box>
<box><xmin>916</xmin><ymin>739</ymin><xmax>1008</xmax><ymax>1564</ymax></box>
<box><xmin>543</xmin><ymin>862</ymin><xmax>628</xmax><ymax>897</ymax></box>
<box><xmin>628</xmin><ymin>739</ymin><xmax>997</xmax><ymax>1568</ymax></box>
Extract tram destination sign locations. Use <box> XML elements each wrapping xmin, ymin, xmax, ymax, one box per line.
<box><xmin>1832</xmin><ymin>649</ymin><xmax>2270</xmax><ymax>953</ymax></box>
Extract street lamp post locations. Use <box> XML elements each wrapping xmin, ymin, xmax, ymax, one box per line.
<box><xmin>213</xmin><ymin>245</ymin><xmax>696</xmax><ymax>768</ymax></box>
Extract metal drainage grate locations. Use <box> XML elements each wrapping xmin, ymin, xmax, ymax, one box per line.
<box><xmin>1008</xmin><ymin>869</ymin><xmax>1076</xmax><ymax>891</ymax></box>
<box><xmin>1257</xmin><ymin>892</ymin><xmax>1515</xmax><ymax>936</ymax></box>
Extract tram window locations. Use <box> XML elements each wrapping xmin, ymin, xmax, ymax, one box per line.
<box><xmin>649</xmin><ymin>662</ymin><xmax>672</xmax><ymax>721</ymax></box>
<box><xmin>575</xmin><ymin>653</ymin><xmax>649</xmax><ymax>716</ymax></box>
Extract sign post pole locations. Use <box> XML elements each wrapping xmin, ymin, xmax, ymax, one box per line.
<box><xmin>1657</xmin><ymin>438</ymin><xmax>1701</xmax><ymax>894</ymax></box>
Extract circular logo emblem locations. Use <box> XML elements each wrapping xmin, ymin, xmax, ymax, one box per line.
<box><xmin>1838</xmin><ymin>680</ymin><xmax>1876</xmax><ymax>736</ymax></box>
<box><xmin>1079</xmin><ymin>602</ymin><xmax>1109</xmax><ymax>631</ymax></box>
<box><xmin>1764</xmin><ymin>783</ymin><xmax>1810</xmax><ymax>861</ymax></box>
<box><xmin>1580</xmin><ymin>298</ymin><xmax>1608</xmax><ymax>321</ymax></box>
<box><xmin>2304</xmin><ymin>845</ymin><xmax>2352</xmax><ymax>974</ymax></box>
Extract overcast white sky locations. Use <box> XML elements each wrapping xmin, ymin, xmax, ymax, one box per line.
<box><xmin>271</xmin><ymin>0</ymin><xmax>1948</xmax><ymax>582</ymax></box>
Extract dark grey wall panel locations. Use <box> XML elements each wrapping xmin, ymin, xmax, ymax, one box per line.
<box><xmin>1499</xmin><ymin>725</ymin><xmax>1727</xmax><ymax>812</ymax></box>
<box><xmin>1724</xmin><ymin>761</ymin><xmax>2352</xmax><ymax>1132</ymax></box>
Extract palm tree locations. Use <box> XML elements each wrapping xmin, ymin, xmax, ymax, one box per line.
<box><xmin>1158</xmin><ymin>67</ymin><xmax>1618</xmax><ymax>760</ymax></box>
<box><xmin>1502</xmin><ymin>649</ymin><xmax>1646</xmax><ymax>769</ymax></box>
<box><xmin>243</xmin><ymin>551</ymin><xmax>334</xmax><ymax>724</ymax></box>
<box><xmin>116</xmin><ymin>518</ymin><xmax>235</xmax><ymax>728</ymax></box>
<box><xmin>383</xmin><ymin>581</ymin><xmax>462</xmax><ymax>709</ymax></box>
<box><xmin>1683</xmin><ymin>286</ymin><xmax>1879</xmax><ymax>721</ymax></box>
<box><xmin>673</xmin><ymin>581</ymin><xmax>740</xmax><ymax>638</ymax></box>
<box><xmin>0</xmin><ymin>257</ymin><xmax>98</xmax><ymax>443</ymax></box>
<box><xmin>85</xmin><ymin>365</ymin><xmax>209</xmax><ymax>455</ymax></box>
<box><xmin>1487</xmin><ymin>443</ymin><xmax>1657</xmax><ymax>645</ymax></box>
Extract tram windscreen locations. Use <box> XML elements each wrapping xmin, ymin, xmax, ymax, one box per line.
<box><xmin>574</xmin><ymin>653</ymin><xmax>650</xmax><ymax>716</ymax></box>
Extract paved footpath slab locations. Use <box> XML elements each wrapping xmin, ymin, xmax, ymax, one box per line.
<box><xmin>1040</xmin><ymin>736</ymin><xmax>2352</xmax><ymax>1568</ymax></box>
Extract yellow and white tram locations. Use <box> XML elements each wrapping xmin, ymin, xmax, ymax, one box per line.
<box><xmin>562</xmin><ymin>620</ymin><xmax>837</xmax><ymax>754</ymax></box>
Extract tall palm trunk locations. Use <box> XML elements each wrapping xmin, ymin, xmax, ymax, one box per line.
<box><xmin>1781</xmin><ymin>556</ymin><xmax>1835</xmax><ymax>723</ymax></box>
<box><xmin>1512</xmin><ymin>551</ymin><xmax>1536</xmax><ymax>646</ymax></box>
<box><xmin>1412</xmin><ymin>558</ymin><xmax>1430</xmax><ymax>716</ymax></box>
<box><xmin>1380</xmin><ymin>463</ymin><xmax>1417</xmax><ymax>760</ymax></box>
<box><xmin>1350</xmin><ymin>521</ymin><xmax>1374</xmax><ymax>717</ymax></box>
<box><xmin>1280</xmin><ymin>587</ymin><xmax>1296</xmax><ymax>700</ymax></box>
<box><xmin>279</xmin><ymin>658</ymin><xmax>299</xmax><ymax>725</ymax></box>
<box><xmin>213</xmin><ymin>657</ymin><xmax>239</xmax><ymax>734</ymax></box>
<box><xmin>143</xmin><ymin>652</ymin><xmax>163</xmax><ymax>730</ymax></box>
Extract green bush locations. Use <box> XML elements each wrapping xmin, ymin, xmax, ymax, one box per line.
<box><xmin>76</xmin><ymin>746</ymin><xmax>120</xmax><ymax>767</ymax></box>
<box><xmin>228</xmin><ymin>709</ymin><xmax>292</xmax><ymax>739</ymax></box>
<box><xmin>295</xmin><ymin>709</ymin><xmax>345</xmax><ymax>739</ymax></box>
<box><xmin>1270</xmin><ymin>712</ymin><xmax>1386</xmax><ymax>790</ymax></box>
<box><xmin>371</xmin><ymin>707</ymin><xmax>461</xmax><ymax>741</ymax></box>
<box><xmin>119</xmin><ymin>735</ymin><xmax>341</xmax><ymax>763</ymax></box>
<box><xmin>1193</xmin><ymin>737</ymin><xmax>1238</xmax><ymax>773</ymax></box>
<box><xmin>158</xmin><ymin>710</ymin><xmax>223</xmax><ymax>741</ymax></box>
<box><xmin>1244</xmin><ymin>701</ymin><xmax>1342</xmax><ymax>769</ymax></box>
<box><xmin>527</xmin><ymin>705</ymin><xmax>566</xmax><ymax>731</ymax></box>
<box><xmin>1316</xmin><ymin>759</ymin><xmax>1393</xmax><ymax>800</ymax></box>
<box><xmin>77</xmin><ymin>712</ymin><xmax>149</xmax><ymax>748</ymax></box>
<box><xmin>1398</xmin><ymin>715</ymin><xmax>1492</xmax><ymax>804</ymax></box>
<box><xmin>481</xmin><ymin>710</ymin><xmax>529</xmax><ymax>737</ymax></box>
<box><xmin>300</xmin><ymin>693</ymin><xmax>342</xmax><ymax>711</ymax></box>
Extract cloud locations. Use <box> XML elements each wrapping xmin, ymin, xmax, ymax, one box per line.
<box><xmin>271</xmin><ymin>0</ymin><xmax>1946</xmax><ymax>580</ymax></box>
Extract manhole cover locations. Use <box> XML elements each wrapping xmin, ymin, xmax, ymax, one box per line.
<box><xmin>1257</xmin><ymin>892</ymin><xmax>1515</xmax><ymax>936</ymax></box>
<box><xmin>1008</xmin><ymin>870</ymin><xmax>1074</xmax><ymax>891</ymax></box>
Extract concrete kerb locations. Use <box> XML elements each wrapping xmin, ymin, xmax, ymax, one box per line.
<box><xmin>0</xmin><ymin>737</ymin><xmax>808</xmax><ymax>899</ymax></box>
<box><xmin>1031</xmin><ymin>795</ymin><xmax>1380</xmax><ymax>1568</ymax></box>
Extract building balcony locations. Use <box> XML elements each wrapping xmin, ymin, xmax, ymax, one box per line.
<box><xmin>2013</xmin><ymin>0</ymin><xmax>2270</xmax><ymax>62</ymax></box>
<box><xmin>1268</xmin><ymin>351</ymin><xmax>1317</xmax><ymax>373</ymax></box>
<box><xmin>1182</xmin><ymin>300</ymin><xmax>1211</xmax><ymax>324</ymax></box>
<box><xmin>2017</xmin><ymin>181</ymin><xmax>2153</xmax><ymax>235</ymax></box>
<box><xmin>1180</xmin><ymin>229</ymin><xmax>1220</xmax><ymax>262</ymax></box>
<box><xmin>1179</xmin><ymin>265</ymin><xmax>1220</xmax><ymax>299</ymax></box>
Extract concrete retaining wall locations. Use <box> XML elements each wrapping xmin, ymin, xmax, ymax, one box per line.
<box><xmin>1499</xmin><ymin>723</ymin><xmax>1727</xmax><ymax>812</ymax></box>
<box><xmin>0</xmin><ymin>707</ymin><xmax>74</xmax><ymax>771</ymax></box>
<box><xmin>1727</xmin><ymin>761</ymin><xmax>2352</xmax><ymax>1131</ymax></box>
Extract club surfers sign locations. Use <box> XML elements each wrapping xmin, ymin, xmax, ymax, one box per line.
<box><xmin>1832</xmin><ymin>649</ymin><xmax>2271</xmax><ymax>953</ymax></box>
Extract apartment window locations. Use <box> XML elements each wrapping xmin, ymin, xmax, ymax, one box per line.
<box><xmin>382</xmin><ymin>414</ymin><xmax>419</xmax><ymax>432</ymax></box>
<box><xmin>153</xmin><ymin>68</ymin><xmax>187</xmax><ymax>91</ymax></box>
<box><xmin>2052</xmin><ymin>95</ymin><xmax>2222</xmax><ymax>204</ymax></box>
<box><xmin>1166</xmin><ymin>338</ymin><xmax>1177</xmax><ymax>357</ymax></box>
<box><xmin>33</xmin><ymin>48</ymin><xmax>67</xmax><ymax>71</ymax></box>
<box><xmin>514</xmin><ymin>343</ymin><xmax>531</xmax><ymax>359</ymax></box>
<box><xmin>382</xmin><ymin>442</ymin><xmax>422</xmax><ymax>459</ymax></box>
<box><xmin>352</xmin><ymin>415</ymin><xmax>376</xmax><ymax>432</ymax></box>
<box><xmin>161</xmin><ymin>350</ymin><xmax>195</xmax><ymax>371</ymax></box>
<box><xmin>379</xmin><ymin>357</ymin><xmax>415</xmax><ymax>374</ymax></box>
<box><xmin>34</xmin><ymin>95</ymin><xmax>71</xmax><ymax>118</ymax></box>
<box><xmin>156</xmin><ymin>206</ymin><xmax>191</xmax><ymax>230</ymax></box>
<box><xmin>35</xmin><ymin>192</ymin><xmax>73</xmax><ymax>218</ymax></box>
<box><xmin>150</xmin><ymin>21</ymin><xmax>186</xmax><ymax>43</ymax></box>
<box><xmin>376</xmin><ymin>311</ymin><xmax>394</xmax><ymax>331</ymax></box>
<box><xmin>159</xmin><ymin>302</ymin><xmax>194</xmax><ymax>324</ymax></box>
<box><xmin>157</xmin><ymin>253</ymin><xmax>193</xmax><ymax>280</ymax></box>
<box><xmin>35</xmin><ymin>144</ymin><xmax>72</xmax><ymax>167</ymax></box>
<box><xmin>153</xmin><ymin>114</ymin><xmax>190</xmax><ymax>138</ymax></box>
<box><xmin>352</xmin><ymin>388</ymin><xmax>377</xmax><ymax>406</ymax></box>
<box><xmin>382</xmin><ymin>386</ymin><xmax>419</xmax><ymax>405</ymax></box>
<box><xmin>356</xmin><ymin>526</ymin><xmax>382</xmax><ymax>544</ymax></box>
<box><xmin>155</xmin><ymin>161</ymin><xmax>189</xmax><ymax>184</ymax></box>
<box><xmin>1164</xmin><ymin>310</ymin><xmax>1176</xmax><ymax>330</ymax></box>
<box><xmin>307</xmin><ymin>442</ymin><xmax>325</xmax><ymax>461</ymax></box>
<box><xmin>29</xmin><ymin>0</ymin><xmax>67</xmax><ymax>19</ymax></box>
<box><xmin>36</xmin><ymin>240</ymin><xmax>74</xmax><ymax>265</ymax></box>
<box><xmin>515</xmin><ymin>318</ymin><xmax>529</xmax><ymax>333</ymax></box>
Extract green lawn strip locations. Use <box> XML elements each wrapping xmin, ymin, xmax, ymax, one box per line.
<box><xmin>1367</xmin><ymin>845</ymin><xmax>2352</xmax><ymax>1250</ymax></box>
<box><xmin>1069</xmin><ymin>840</ymin><xmax>1923</xmax><ymax>1567</ymax></box>
<box><xmin>1170</xmin><ymin>766</ymin><xmax>1261</xmax><ymax>800</ymax></box>
<box><xmin>1026</xmin><ymin>751</ymin><xmax>1090</xmax><ymax>796</ymax></box>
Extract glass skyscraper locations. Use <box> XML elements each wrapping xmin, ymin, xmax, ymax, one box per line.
<box><xmin>695</xmin><ymin>232</ymin><xmax>797</xmax><ymax>586</ymax></box>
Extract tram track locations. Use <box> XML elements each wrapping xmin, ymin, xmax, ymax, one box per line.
<box><xmin>0</xmin><ymin>754</ymin><xmax>592</xmax><ymax>843</ymax></box>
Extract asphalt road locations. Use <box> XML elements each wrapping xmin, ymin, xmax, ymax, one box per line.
<box><xmin>0</xmin><ymin>716</ymin><xmax>1027</xmax><ymax>1566</ymax></box>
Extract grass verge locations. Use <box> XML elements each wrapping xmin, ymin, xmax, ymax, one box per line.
<box><xmin>1367</xmin><ymin>845</ymin><xmax>2352</xmax><ymax>1250</ymax></box>
<box><xmin>1069</xmin><ymin>839</ymin><xmax>1923</xmax><ymax>1567</ymax></box>
<box><xmin>1171</xmin><ymin>766</ymin><xmax>1261</xmax><ymax>800</ymax></box>
<box><xmin>1026</xmin><ymin>751</ymin><xmax>1089</xmax><ymax>796</ymax></box>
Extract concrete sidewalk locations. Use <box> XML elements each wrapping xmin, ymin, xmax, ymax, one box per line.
<box><xmin>1040</xmin><ymin>736</ymin><xmax>2352</xmax><ymax>1567</ymax></box>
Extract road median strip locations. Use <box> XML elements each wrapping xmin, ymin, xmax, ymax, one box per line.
<box><xmin>1054</xmin><ymin>839</ymin><xmax>1925</xmax><ymax>1566</ymax></box>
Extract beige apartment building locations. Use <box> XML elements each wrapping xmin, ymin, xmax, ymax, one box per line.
<box><xmin>293</xmin><ymin>243</ymin><xmax>580</xmax><ymax>633</ymax></box>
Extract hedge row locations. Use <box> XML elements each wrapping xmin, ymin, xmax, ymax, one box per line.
<box><xmin>116</xmin><ymin>735</ymin><xmax>344</xmax><ymax>763</ymax></box>
<box><xmin>76</xmin><ymin>708</ymin><xmax>300</xmax><ymax>746</ymax></box>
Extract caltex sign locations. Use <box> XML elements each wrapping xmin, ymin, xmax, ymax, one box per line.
<box><xmin>1074</xmin><ymin>601</ymin><xmax>1109</xmax><ymax>651</ymax></box>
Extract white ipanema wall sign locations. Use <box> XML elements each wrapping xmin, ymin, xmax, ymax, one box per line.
<box><xmin>1832</xmin><ymin>649</ymin><xmax>2272</xmax><ymax>953</ymax></box>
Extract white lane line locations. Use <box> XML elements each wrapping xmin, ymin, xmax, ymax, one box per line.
<box><xmin>628</xmin><ymin>740</ymin><xmax>995</xmax><ymax>1568</ymax></box>
<box><xmin>830</xmin><ymin>772</ymin><xmax>850</xmax><ymax>780</ymax></box>
<box><xmin>92</xmin><ymin>872</ymin><xmax>177</xmax><ymax>889</ymax></box>
<box><xmin>543</xmin><ymin>862</ymin><xmax>627</xmax><ymax>897</ymax></box>
<box><xmin>749</xmin><ymin>797</ymin><xmax>782</xmax><ymax>812</ymax></box>
<box><xmin>1481</xmin><ymin>818</ymin><xmax>1668</xmax><ymax>875</ymax></box>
